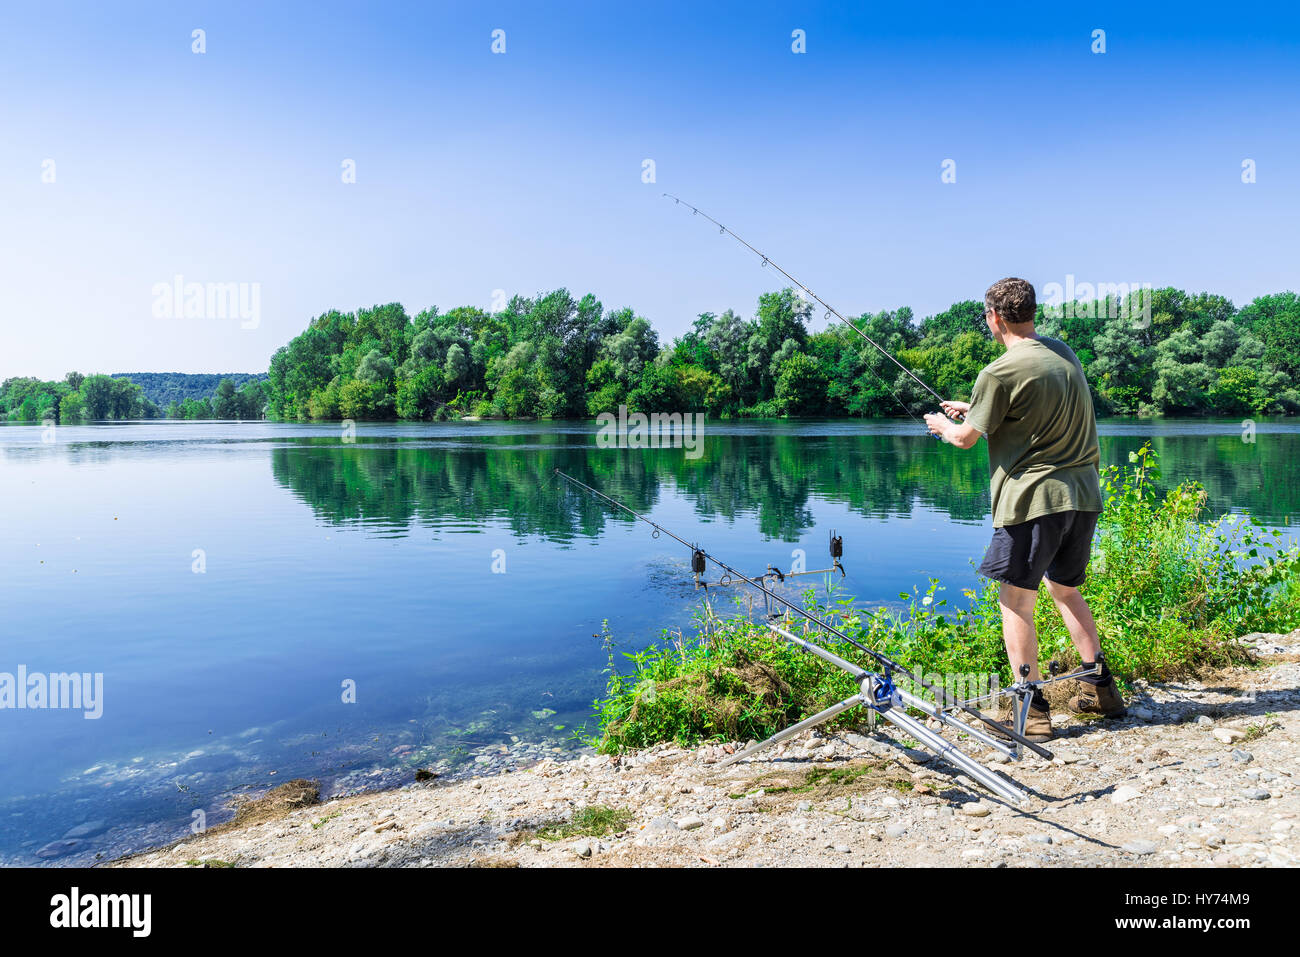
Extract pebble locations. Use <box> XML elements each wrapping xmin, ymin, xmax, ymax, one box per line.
<box><xmin>676</xmin><ymin>815</ymin><xmax>705</xmax><ymax>831</ymax></box>
<box><xmin>961</xmin><ymin>803</ymin><xmax>991</xmax><ymax>818</ymax></box>
<box><xmin>1123</xmin><ymin>839</ymin><xmax>1158</xmax><ymax>855</ymax></box>
<box><xmin>1197</xmin><ymin>796</ymin><xmax>1225</xmax><ymax>808</ymax></box>
<box><xmin>1111</xmin><ymin>785</ymin><xmax>1141</xmax><ymax>804</ymax></box>
<box><xmin>885</xmin><ymin>824</ymin><xmax>907</xmax><ymax>838</ymax></box>
<box><xmin>1243</xmin><ymin>788</ymin><xmax>1270</xmax><ymax>801</ymax></box>
<box><xmin>1213</xmin><ymin>728</ymin><xmax>1245</xmax><ymax>744</ymax></box>
<box><xmin>1027</xmin><ymin>833</ymin><xmax>1052</xmax><ymax>844</ymax></box>
<box><xmin>1232</xmin><ymin>749</ymin><xmax>1254</xmax><ymax>764</ymax></box>
<box><xmin>572</xmin><ymin>842</ymin><xmax>592</xmax><ymax>858</ymax></box>
<box><xmin>1196</xmin><ymin>716</ymin><xmax>1213</xmax><ymax>726</ymax></box>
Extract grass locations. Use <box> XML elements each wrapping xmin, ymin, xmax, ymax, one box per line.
<box><xmin>769</xmin><ymin>764</ymin><xmax>905</xmax><ymax>795</ymax></box>
<box><xmin>536</xmin><ymin>805</ymin><xmax>633</xmax><ymax>841</ymax></box>
<box><xmin>728</xmin><ymin>761</ymin><xmax>914</xmax><ymax>802</ymax></box>
<box><xmin>229</xmin><ymin>778</ymin><xmax>320</xmax><ymax>826</ymax></box>
<box><xmin>587</xmin><ymin>445</ymin><xmax>1300</xmax><ymax>753</ymax></box>
<box><xmin>1241</xmin><ymin>713</ymin><xmax>1282</xmax><ymax>742</ymax></box>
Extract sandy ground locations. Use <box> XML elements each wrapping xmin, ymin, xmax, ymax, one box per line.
<box><xmin>117</xmin><ymin>629</ymin><xmax>1300</xmax><ymax>868</ymax></box>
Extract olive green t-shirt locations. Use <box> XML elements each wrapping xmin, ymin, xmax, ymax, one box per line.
<box><xmin>964</xmin><ymin>336</ymin><xmax>1102</xmax><ymax>528</ymax></box>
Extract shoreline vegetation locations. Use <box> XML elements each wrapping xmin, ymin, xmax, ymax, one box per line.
<box><xmin>4</xmin><ymin>286</ymin><xmax>1298</xmax><ymax>424</ymax></box>
<box><xmin>586</xmin><ymin>447</ymin><xmax>1300</xmax><ymax>752</ymax></box>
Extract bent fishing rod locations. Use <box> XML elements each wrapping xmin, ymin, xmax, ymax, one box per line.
<box><xmin>663</xmin><ymin>193</ymin><xmax>963</xmax><ymax>428</ymax></box>
<box><xmin>554</xmin><ymin>468</ymin><xmax>1049</xmax><ymax>760</ymax></box>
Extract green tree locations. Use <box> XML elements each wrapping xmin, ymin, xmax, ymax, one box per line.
<box><xmin>775</xmin><ymin>353</ymin><xmax>829</xmax><ymax>415</ymax></box>
<box><xmin>1237</xmin><ymin>292</ymin><xmax>1300</xmax><ymax>379</ymax></box>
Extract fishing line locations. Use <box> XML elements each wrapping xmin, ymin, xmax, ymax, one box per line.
<box><xmin>663</xmin><ymin>193</ymin><xmax>963</xmax><ymax>430</ymax></box>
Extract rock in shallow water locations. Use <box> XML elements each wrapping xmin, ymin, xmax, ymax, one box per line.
<box><xmin>35</xmin><ymin>839</ymin><xmax>81</xmax><ymax>860</ymax></box>
<box><xmin>62</xmin><ymin>819</ymin><xmax>108</xmax><ymax>840</ymax></box>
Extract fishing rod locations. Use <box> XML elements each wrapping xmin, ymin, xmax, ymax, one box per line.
<box><xmin>553</xmin><ymin>469</ymin><xmax>1051</xmax><ymax>766</ymax></box>
<box><xmin>663</xmin><ymin>193</ymin><xmax>962</xmax><ymax>427</ymax></box>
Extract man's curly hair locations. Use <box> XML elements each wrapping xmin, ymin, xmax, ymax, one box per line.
<box><xmin>985</xmin><ymin>277</ymin><xmax>1036</xmax><ymax>326</ymax></box>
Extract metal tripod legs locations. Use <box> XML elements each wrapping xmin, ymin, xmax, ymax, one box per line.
<box><xmin>718</xmin><ymin>676</ymin><xmax>1027</xmax><ymax>804</ymax></box>
<box><xmin>717</xmin><ymin>649</ymin><xmax>1030</xmax><ymax>804</ymax></box>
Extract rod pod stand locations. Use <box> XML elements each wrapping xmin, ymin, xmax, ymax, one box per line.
<box><xmin>997</xmin><ymin>659</ymin><xmax>1104</xmax><ymax>759</ymax></box>
<box><xmin>549</xmin><ymin>470</ymin><xmax>1047</xmax><ymax>799</ymax></box>
<box><xmin>717</xmin><ymin>619</ymin><xmax>1030</xmax><ymax>805</ymax></box>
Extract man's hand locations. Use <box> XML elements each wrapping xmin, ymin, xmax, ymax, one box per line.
<box><xmin>940</xmin><ymin>399</ymin><xmax>970</xmax><ymax>419</ymax></box>
<box><xmin>923</xmin><ymin>412</ymin><xmax>949</xmax><ymax>439</ymax></box>
<box><xmin>924</xmin><ymin>410</ymin><xmax>983</xmax><ymax>450</ymax></box>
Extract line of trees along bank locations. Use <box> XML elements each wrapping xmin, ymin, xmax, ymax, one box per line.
<box><xmin>266</xmin><ymin>287</ymin><xmax>1300</xmax><ymax>421</ymax></box>
<box><xmin>0</xmin><ymin>374</ymin><xmax>267</xmax><ymax>422</ymax></box>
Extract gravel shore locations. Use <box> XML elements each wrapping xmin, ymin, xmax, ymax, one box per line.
<box><xmin>117</xmin><ymin>628</ymin><xmax>1300</xmax><ymax>868</ymax></box>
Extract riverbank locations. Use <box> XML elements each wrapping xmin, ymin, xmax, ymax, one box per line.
<box><xmin>116</xmin><ymin>627</ymin><xmax>1300</xmax><ymax>868</ymax></box>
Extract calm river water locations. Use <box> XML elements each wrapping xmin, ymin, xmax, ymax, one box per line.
<box><xmin>1</xmin><ymin>418</ymin><xmax>1296</xmax><ymax>863</ymax></box>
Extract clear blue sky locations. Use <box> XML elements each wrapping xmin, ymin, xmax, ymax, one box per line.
<box><xmin>2</xmin><ymin>1</ymin><xmax>1297</xmax><ymax>379</ymax></box>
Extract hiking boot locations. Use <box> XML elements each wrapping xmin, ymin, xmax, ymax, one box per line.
<box><xmin>989</xmin><ymin>700</ymin><xmax>1053</xmax><ymax>743</ymax></box>
<box><xmin>1067</xmin><ymin>675</ymin><xmax>1127</xmax><ymax>718</ymax></box>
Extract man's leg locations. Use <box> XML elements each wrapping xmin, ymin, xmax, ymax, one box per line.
<box><xmin>1042</xmin><ymin>578</ymin><xmax>1101</xmax><ymax>662</ymax></box>
<box><xmin>992</xmin><ymin>581</ymin><xmax>1053</xmax><ymax>741</ymax></box>
<box><xmin>998</xmin><ymin>582</ymin><xmax>1041</xmax><ymax>681</ymax></box>
<box><xmin>979</xmin><ymin>517</ymin><xmax>1060</xmax><ymax>741</ymax></box>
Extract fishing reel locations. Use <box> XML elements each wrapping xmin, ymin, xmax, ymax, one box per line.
<box><xmin>863</xmin><ymin>670</ymin><xmax>902</xmax><ymax>713</ymax></box>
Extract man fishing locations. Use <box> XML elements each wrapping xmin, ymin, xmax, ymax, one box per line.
<box><xmin>922</xmin><ymin>278</ymin><xmax>1126</xmax><ymax>742</ymax></box>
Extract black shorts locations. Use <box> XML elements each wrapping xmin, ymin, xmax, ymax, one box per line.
<box><xmin>978</xmin><ymin>510</ymin><xmax>1099</xmax><ymax>591</ymax></box>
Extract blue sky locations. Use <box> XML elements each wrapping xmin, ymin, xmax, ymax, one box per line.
<box><xmin>1</xmin><ymin>1</ymin><xmax>1297</xmax><ymax>379</ymax></box>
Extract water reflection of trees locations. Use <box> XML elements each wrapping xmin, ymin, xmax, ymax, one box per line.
<box><xmin>270</xmin><ymin>430</ymin><xmax>1300</xmax><ymax>540</ymax></box>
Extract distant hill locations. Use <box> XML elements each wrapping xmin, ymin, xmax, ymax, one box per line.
<box><xmin>111</xmin><ymin>372</ymin><xmax>268</xmax><ymax>408</ymax></box>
